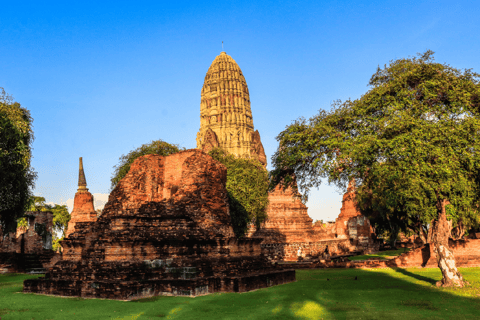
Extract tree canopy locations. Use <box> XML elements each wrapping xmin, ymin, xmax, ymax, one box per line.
<box><xmin>271</xmin><ymin>51</ymin><xmax>480</xmax><ymax>286</ymax></box>
<box><xmin>209</xmin><ymin>148</ymin><xmax>269</xmax><ymax>237</ymax></box>
<box><xmin>110</xmin><ymin>139</ymin><xmax>183</xmax><ymax>188</ymax></box>
<box><xmin>0</xmin><ymin>88</ymin><xmax>36</xmax><ymax>234</ymax></box>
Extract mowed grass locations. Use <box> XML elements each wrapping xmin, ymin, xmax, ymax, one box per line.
<box><xmin>1</xmin><ymin>268</ymin><xmax>480</xmax><ymax>319</ymax></box>
<box><xmin>349</xmin><ymin>248</ymin><xmax>411</xmax><ymax>261</ymax></box>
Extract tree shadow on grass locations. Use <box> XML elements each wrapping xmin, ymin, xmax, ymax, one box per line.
<box><xmin>3</xmin><ymin>269</ymin><xmax>480</xmax><ymax>319</ymax></box>
<box><xmin>392</xmin><ymin>267</ymin><xmax>437</xmax><ymax>285</ymax></box>
<box><xmin>270</xmin><ymin>267</ymin><xmax>480</xmax><ymax>320</ymax></box>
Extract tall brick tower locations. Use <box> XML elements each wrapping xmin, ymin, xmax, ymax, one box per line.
<box><xmin>65</xmin><ymin>157</ymin><xmax>97</xmax><ymax>237</ymax></box>
<box><xmin>196</xmin><ymin>52</ymin><xmax>266</xmax><ymax>166</ymax></box>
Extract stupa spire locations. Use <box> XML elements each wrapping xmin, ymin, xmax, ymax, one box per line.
<box><xmin>196</xmin><ymin>52</ymin><xmax>266</xmax><ymax>165</ymax></box>
<box><xmin>66</xmin><ymin>157</ymin><xmax>96</xmax><ymax>238</ymax></box>
<box><xmin>78</xmin><ymin>157</ymin><xmax>88</xmax><ymax>192</ymax></box>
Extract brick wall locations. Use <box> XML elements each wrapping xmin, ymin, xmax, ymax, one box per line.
<box><xmin>26</xmin><ymin>150</ymin><xmax>296</xmax><ymax>299</ymax></box>
<box><xmin>261</xmin><ymin>239</ymin><xmax>359</xmax><ymax>261</ymax></box>
<box><xmin>0</xmin><ymin>211</ymin><xmax>53</xmax><ymax>254</ymax></box>
<box><xmin>386</xmin><ymin>239</ymin><xmax>480</xmax><ymax>268</ymax></box>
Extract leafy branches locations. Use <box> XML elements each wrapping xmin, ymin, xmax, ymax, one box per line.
<box><xmin>209</xmin><ymin>148</ymin><xmax>269</xmax><ymax>237</ymax></box>
<box><xmin>271</xmin><ymin>51</ymin><xmax>480</xmax><ymax>237</ymax></box>
<box><xmin>110</xmin><ymin>139</ymin><xmax>184</xmax><ymax>188</ymax></box>
<box><xmin>0</xmin><ymin>88</ymin><xmax>36</xmax><ymax>234</ymax></box>
<box><xmin>271</xmin><ymin>51</ymin><xmax>480</xmax><ymax>285</ymax></box>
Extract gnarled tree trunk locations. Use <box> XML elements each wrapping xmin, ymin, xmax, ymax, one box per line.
<box><xmin>432</xmin><ymin>199</ymin><xmax>464</xmax><ymax>287</ymax></box>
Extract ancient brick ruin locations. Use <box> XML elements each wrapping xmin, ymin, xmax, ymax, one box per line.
<box><xmin>193</xmin><ymin>53</ymin><xmax>378</xmax><ymax>262</ymax></box>
<box><xmin>334</xmin><ymin>181</ymin><xmax>376</xmax><ymax>248</ymax></box>
<box><xmin>251</xmin><ymin>181</ymin><xmax>378</xmax><ymax>262</ymax></box>
<box><xmin>0</xmin><ymin>211</ymin><xmax>59</xmax><ymax>273</ymax></box>
<box><xmin>296</xmin><ymin>239</ymin><xmax>480</xmax><ymax>269</ymax></box>
<box><xmin>65</xmin><ymin>157</ymin><xmax>97</xmax><ymax>237</ymax></box>
<box><xmin>196</xmin><ymin>52</ymin><xmax>267</xmax><ymax>166</ymax></box>
<box><xmin>1</xmin><ymin>211</ymin><xmax>53</xmax><ymax>254</ymax></box>
<box><xmin>24</xmin><ymin>150</ymin><xmax>295</xmax><ymax>299</ymax></box>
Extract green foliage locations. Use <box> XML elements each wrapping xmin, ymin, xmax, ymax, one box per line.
<box><xmin>271</xmin><ymin>51</ymin><xmax>480</xmax><ymax>240</ymax></box>
<box><xmin>47</xmin><ymin>204</ymin><xmax>70</xmax><ymax>238</ymax></box>
<box><xmin>208</xmin><ymin>148</ymin><xmax>269</xmax><ymax>237</ymax></box>
<box><xmin>111</xmin><ymin>139</ymin><xmax>183</xmax><ymax>189</ymax></box>
<box><xmin>0</xmin><ymin>88</ymin><xmax>36</xmax><ymax>234</ymax></box>
<box><xmin>16</xmin><ymin>217</ymin><xmax>28</xmax><ymax>231</ymax></box>
<box><xmin>24</xmin><ymin>195</ymin><xmax>70</xmax><ymax>244</ymax></box>
<box><xmin>348</xmin><ymin>248</ymin><xmax>411</xmax><ymax>261</ymax></box>
<box><xmin>27</xmin><ymin>196</ymin><xmax>46</xmax><ymax>211</ymax></box>
<box><xmin>52</xmin><ymin>236</ymin><xmax>63</xmax><ymax>252</ymax></box>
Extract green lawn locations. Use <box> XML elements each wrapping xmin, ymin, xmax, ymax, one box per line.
<box><xmin>349</xmin><ymin>248</ymin><xmax>411</xmax><ymax>261</ymax></box>
<box><xmin>1</xmin><ymin>267</ymin><xmax>480</xmax><ymax>319</ymax></box>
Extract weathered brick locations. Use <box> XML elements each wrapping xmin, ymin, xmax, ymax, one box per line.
<box><xmin>24</xmin><ymin>150</ymin><xmax>295</xmax><ymax>299</ymax></box>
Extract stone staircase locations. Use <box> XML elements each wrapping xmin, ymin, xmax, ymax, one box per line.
<box><xmin>22</xmin><ymin>254</ymin><xmax>46</xmax><ymax>274</ymax></box>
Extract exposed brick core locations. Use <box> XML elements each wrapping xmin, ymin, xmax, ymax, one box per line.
<box><xmin>24</xmin><ymin>150</ymin><xmax>295</xmax><ymax>299</ymax></box>
<box><xmin>307</xmin><ymin>240</ymin><xmax>480</xmax><ymax>269</ymax></box>
<box><xmin>65</xmin><ymin>191</ymin><xmax>97</xmax><ymax>237</ymax></box>
<box><xmin>0</xmin><ymin>211</ymin><xmax>53</xmax><ymax>254</ymax></box>
<box><xmin>386</xmin><ymin>239</ymin><xmax>480</xmax><ymax>268</ymax></box>
<box><xmin>0</xmin><ymin>211</ymin><xmax>60</xmax><ymax>273</ymax></box>
<box><xmin>335</xmin><ymin>189</ymin><xmax>373</xmax><ymax>241</ymax></box>
<box><xmin>255</xmin><ymin>184</ymin><xmax>315</xmax><ymax>243</ymax></box>
<box><xmin>252</xmin><ymin>182</ymin><xmax>378</xmax><ymax>261</ymax></box>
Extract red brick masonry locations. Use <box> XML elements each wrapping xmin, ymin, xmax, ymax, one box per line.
<box><xmin>292</xmin><ymin>239</ymin><xmax>480</xmax><ymax>269</ymax></box>
<box><xmin>1</xmin><ymin>211</ymin><xmax>53</xmax><ymax>255</ymax></box>
<box><xmin>252</xmin><ymin>183</ymin><xmax>379</xmax><ymax>261</ymax></box>
<box><xmin>24</xmin><ymin>150</ymin><xmax>294</xmax><ymax>299</ymax></box>
<box><xmin>65</xmin><ymin>191</ymin><xmax>97</xmax><ymax>238</ymax></box>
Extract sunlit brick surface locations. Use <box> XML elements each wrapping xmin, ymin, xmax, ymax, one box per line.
<box><xmin>24</xmin><ymin>150</ymin><xmax>295</xmax><ymax>299</ymax></box>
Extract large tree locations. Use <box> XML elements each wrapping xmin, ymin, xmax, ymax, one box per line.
<box><xmin>0</xmin><ymin>88</ymin><xmax>36</xmax><ymax>234</ymax></box>
<box><xmin>208</xmin><ymin>148</ymin><xmax>269</xmax><ymax>237</ymax></box>
<box><xmin>271</xmin><ymin>51</ymin><xmax>480</xmax><ymax>287</ymax></box>
<box><xmin>110</xmin><ymin>139</ymin><xmax>183</xmax><ymax>188</ymax></box>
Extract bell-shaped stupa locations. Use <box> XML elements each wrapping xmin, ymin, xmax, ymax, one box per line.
<box><xmin>196</xmin><ymin>52</ymin><xmax>266</xmax><ymax>165</ymax></box>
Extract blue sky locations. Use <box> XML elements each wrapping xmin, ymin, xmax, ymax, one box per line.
<box><xmin>1</xmin><ymin>0</ymin><xmax>479</xmax><ymax>221</ymax></box>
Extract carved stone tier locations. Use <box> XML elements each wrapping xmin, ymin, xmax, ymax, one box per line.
<box><xmin>24</xmin><ymin>150</ymin><xmax>294</xmax><ymax>299</ymax></box>
<box><xmin>196</xmin><ymin>52</ymin><xmax>266</xmax><ymax>165</ymax></box>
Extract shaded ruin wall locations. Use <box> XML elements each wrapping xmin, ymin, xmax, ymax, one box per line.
<box><xmin>253</xmin><ymin>183</ymin><xmax>378</xmax><ymax>261</ymax></box>
<box><xmin>0</xmin><ymin>211</ymin><xmax>53</xmax><ymax>254</ymax></box>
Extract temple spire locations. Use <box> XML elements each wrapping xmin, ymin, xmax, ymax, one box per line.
<box><xmin>196</xmin><ymin>52</ymin><xmax>266</xmax><ymax>166</ymax></box>
<box><xmin>78</xmin><ymin>157</ymin><xmax>88</xmax><ymax>192</ymax></box>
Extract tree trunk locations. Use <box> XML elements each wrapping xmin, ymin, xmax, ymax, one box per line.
<box><xmin>419</xmin><ymin>225</ymin><xmax>428</xmax><ymax>244</ymax></box>
<box><xmin>432</xmin><ymin>199</ymin><xmax>464</xmax><ymax>287</ymax></box>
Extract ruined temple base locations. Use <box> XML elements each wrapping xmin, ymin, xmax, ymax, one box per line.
<box><xmin>24</xmin><ymin>264</ymin><xmax>294</xmax><ymax>299</ymax></box>
<box><xmin>24</xmin><ymin>150</ymin><xmax>296</xmax><ymax>299</ymax></box>
<box><xmin>260</xmin><ymin>239</ymin><xmax>380</xmax><ymax>262</ymax></box>
<box><xmin>276</xmin><ymin>239</ymin><xmax>480</xmax><ymax>269</ymax></box>
<box><xmin>1</xmin><ymin>251</ymin><xmax>61</xmax><ymax>274</ymax></box>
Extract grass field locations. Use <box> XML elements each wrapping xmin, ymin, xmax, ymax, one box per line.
<box><xmin>1</xmin><ymin>267</ymin><xmax>480</xmax><ymax>319</ymax></box>
<box><xmin>348</xmin><ymin>248</ymin><xmax>411</xmax><ymax>261</ymax></box>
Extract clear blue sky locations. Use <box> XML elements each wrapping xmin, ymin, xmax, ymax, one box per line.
<box><xmin>1</xmin><ymin>0</ymin><xmax>479</xmax><ymax>221</ymax></box>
